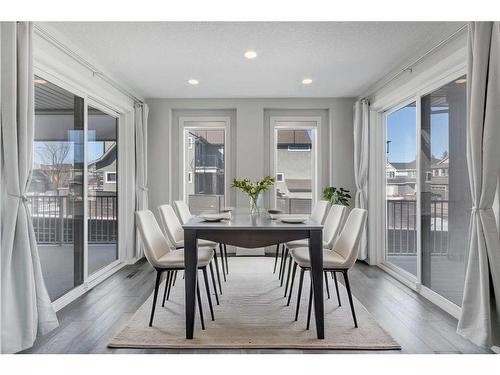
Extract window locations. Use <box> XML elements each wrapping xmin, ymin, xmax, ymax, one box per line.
<box><xmin>105</xmin><ymin>172</ymin><xmax>117</xmax><ymax>183</ymax></box>
<box><xmin>182</xmin><ymin>121</ymin><xmax>227</xmax><ymax>214</ymax></box>
<box><xmin>272</xmin><ymin>122</ymin><xmax>318</xmax><ymax>214</ymax></box>
<box><xmin>383</xmin><ymin>74</ymin><xmax>469</xmax><ymax>307</ymax></box>
<box><xmin>87</xmin><ymin>106</ymin><xmax>119</xmax><ymax>275</ymax></box>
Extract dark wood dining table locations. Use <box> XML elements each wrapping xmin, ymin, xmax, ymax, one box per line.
<box><xmin>183</xmin><ymin>212</ymin><xmax>324</xmax><ymax>339</ymax></box>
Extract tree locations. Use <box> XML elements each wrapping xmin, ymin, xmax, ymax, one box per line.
<box><xmin>37</xmin><ymin>142</ymin><xmax>71</xmax><ymax>193</ymax></box>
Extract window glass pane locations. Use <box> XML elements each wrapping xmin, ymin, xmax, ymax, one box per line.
<box><xmin>275</xmin><ymin>127</ymin><xmax>315</xmax><ymax>214</ymax></box>
<box><xmin>29</xmin><ymin>76</ymin><xmax>85</xmax><ymax>301</ymax></box>
<box><xmin>385</xmin><ymin>102</ymin><xmax>418</xmax><ymax>276</ymax></box>
<box><xmin>420</xmin><ymin>76</ymin><xmax>469</xmax><ymax>305</ymax></box>
<box><xmin>87</xmin><ymin>106</ymin><xmax>118</xmax><ymax>275</ymax></box>
<box><xmin>184</xmin><ymin>128</ymin><xmax>225</xmax><ymax>214</ymax></box>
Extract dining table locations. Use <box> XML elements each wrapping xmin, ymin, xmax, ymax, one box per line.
<box><xmin>182</xmin><ymin>212</ymin><xmax>325</xmax><ymax>339</ymax></box>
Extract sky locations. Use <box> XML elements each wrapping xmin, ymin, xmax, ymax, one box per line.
<box><xmin>386</xmin><ymin>105</ymin><xmax>449</xmax><ymax>163</ymax></box>
<box><xmin>34</xmin><ymin>141</ymin><xmax>106</xmax><ymax>165</ymax></box>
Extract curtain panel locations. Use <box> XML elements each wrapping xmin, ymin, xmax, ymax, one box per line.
<box><xmin>353</xmin><ymin>99</ymin><xmax>369</xmax><ymax>260</ymax></box>
<box><xmin>134</xmin><ymin>103</ymin><xmax>149</xmax><ymax>259</ymax></box>
<box><xmin>0</xmin><ymin>22</ymin><xmax>58</xmax><ymax>353</ymax></box>
<box><xmin>457</xmin><ymin>22</ymin><xmax>500</xmax><ymax>349</ymax></box>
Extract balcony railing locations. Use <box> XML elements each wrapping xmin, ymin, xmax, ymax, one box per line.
<box><xmin>387</xmin><ymin>199</ymin><xmax>448</xmax><ymax>256</ymax></box>
<box><xmin>27</xmin><ymin>194</ymin><xmax>117</xmax><ymax>245</ymax></box>
<box><xmin>276</xmin><ymin>197</ymin><xmax>312</xmax><ymax>215</ymax></box>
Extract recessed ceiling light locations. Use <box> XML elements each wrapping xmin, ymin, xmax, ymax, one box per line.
<box><xmin>188</xmin><ymin>79</ymin><xmax>199</xmax><ymax>85</ymax></box>
<box><xmin>302</xmin><ymin>78</ymin><xmax>313</xmax><ymax>85</ymax></box>
<box><xmin>455</xmin><ymin>78</ymin><xmax>467</xmax><ymax>84</ymax></box>
<box><xmin>244</xmin><ymin>50</ymin><xmax>257</xmax><ymax>59</ymax></box>
<box><xmin>34</xmin><ymin>79</ymin><xmax>47</xmax><ymax>84</ymax></box>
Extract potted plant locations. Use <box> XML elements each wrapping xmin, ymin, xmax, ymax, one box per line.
<box><xmin>322</xmin><ymin>186</ymin><xmax>351</xmax><ymax>206</ymax></box>
<box><xmin>231</xmin><ymin>176</ymin><xmax>275</xmax><ymax>215</ymax></box>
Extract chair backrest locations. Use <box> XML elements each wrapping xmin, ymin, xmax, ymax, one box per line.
<box><xmin>174</xmin><ymin>200</ymin><xmax>192</xmax><ymax>225</ymax></box>
<box><xmin>332</xmin><ymin>208</ymin><xmax>367</xmax><ymax>268</ymax></box>
<box><xmin>158</xmin><ymin>204</ymin><xmax>184</xmax><ymax>248</ymax></box>
<box><xmin>310</xmin><ymin>200</ymin><xmax>329</xmax><ymax>224</ymax></box>
<box><xmin>323</xmin><ymin>204</ymin><xmax>347</xmax><ymax>249</ymax></box>
<box><xmin>135</xmin><ymin>210</ymin><xmax>170</xmax><ymax>268</ymax></box>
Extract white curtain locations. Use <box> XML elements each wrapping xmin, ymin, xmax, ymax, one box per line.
<box><xmin>457</xmin><ymin>22</ymin><xmax>500</xmax><ymax>349</ymax></box>
<box><xmin>1</xmin><ymin>22</ymin><xmax>58</xmax><ymax>353</ymax></box>
<box><xmin>353</xmin><ymin>99</ymin><xmax>369</xmax><ymax>260</ymax></box>
<box><xmin>134</xmin><ymin>103</ymin><xmax>149</xmax><ymax>259</ymax></box>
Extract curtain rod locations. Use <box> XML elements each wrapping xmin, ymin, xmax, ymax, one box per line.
<box><xmin>361</xmin><ymin>23</ymin><xmax>468</xmax><ymax>100</ymax></box>
<box><xmin>33</xmin><ymin>24</ymin><xmax>144</xmax><ymax>105</ymax></box>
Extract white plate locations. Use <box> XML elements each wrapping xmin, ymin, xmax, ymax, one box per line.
<box><xmin>280</xmin><ymin>217</ymin><xmax>308</xmax><ymax>224</ymax></box>
<box><xmin>199</xmin><ymin>213</ymin><xmax>231</xmax><ymax>222</ymax></box>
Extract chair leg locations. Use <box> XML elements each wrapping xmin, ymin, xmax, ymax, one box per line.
<box><xmin>166</xmin><ymin>268</ymin><xmax>174</xmax><ymax>301</ymax></box>
<box><xmin>280</xmin><ymin>247</ymin><xmax>289</xmax><ymax>283</ymax></box>
<box><xmin>294</xmin><ymin>268</ymin><xmax>305</xmax><ymax>321</ymax></box>
<box><xmin>278</xmin><ymin>245</ymin><xmax>285</xmax><ymax>279</ymax></box>
<box><xmin>202</xmin><ymin>267</ymin><xmax>215</xmax><ymax>321</ymax></box>
<box><xmin>273</xmin><ymin>244</ymin><xmax>280</xmax><ymax>273</ymax></box>
<box><xmin>287</xmin><ymin>261</ymin><xmax>298</xmax><ymax>306</ymax></box>
<box><xmin>332</xmin><ymin>271</ymin><xmax>341</xmax><ymax>306</ymax></box>
<box><xmin>209</xmin><ymin>261</ymin><xmax>219</xmax><ymax>305</ymax></box>
<box><xmin>306</xmin><ymin>280</ymin><xmax>313</xmax><ymax>330</ymax></box>
<box><xmin>161</xmin><ymin>271</ymin><xmax>171</xmax><ymax>307</ymax></box>
<box><xmin>196</xmin><ymin>283</ymin><xmax>205</xmax><ymax>330</ymax></box>
<box><xmin>223</xmin><ymin>244</ymin><xmax>229</xmax><ymax>274</ymax></box>
<box><xmin>149</xmin><ymin>270</ymin><xmax>162</xmax><ymax>327</ymax></box>
<box><xmin>213</xmin><ymin>250</ymin><xmax>223</xmax><ymax>293</ymax></box>
<box><xmin>284</xmin><ymin>253</ymin><xmax>293</xmax><ymax>297</ymax></box>
<box><xmin>218</xmin><ymin>244</ymin><xmax>227</xmax><ymax>281</ymax></box>
<box><xmin>342</xmin><ymin>270</ymin><xmax>357</xmax><ymax>328</ymax></box>
<box><xmin>324</xmin><ymin>271</ymin><xmax>330</xmax><ymax>299</ymax></box>
<box><xmin>172</xmin><ymin>270</ymin><xmax>178</xmax><ymax>286</ymax></box>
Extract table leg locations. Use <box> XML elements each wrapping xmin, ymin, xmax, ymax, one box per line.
<box><xmin>184</xmin><ymin>229</ymin><xmax>198</xmax><ymax>339</ymax></box>
<box><xmin>308</xmin><ymin>229</ymin><xmax>324</xmax><ymax>339</ymax></box>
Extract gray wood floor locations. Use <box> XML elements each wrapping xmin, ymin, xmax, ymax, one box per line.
<box><xmin>24</xmin><ymin>257</ymin><xmax>490</xmax><ymax>354</ymax></box>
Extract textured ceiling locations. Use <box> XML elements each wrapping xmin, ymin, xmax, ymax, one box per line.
<box><xmin>41</xmin><ymin>22</ymin><xmax>464</xmax><ymax>99</ymax></box>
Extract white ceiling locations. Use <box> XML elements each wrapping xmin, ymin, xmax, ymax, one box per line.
<box><xmin>42</xmin><ymin>22</ymin><xmax>463</xmax><ymax>99</ymax></box>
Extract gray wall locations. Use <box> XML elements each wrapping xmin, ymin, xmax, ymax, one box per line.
<box><xmin>146</xmin><ymin>98</ymin><xmax>356</xmax><ymax>214</ymax></box>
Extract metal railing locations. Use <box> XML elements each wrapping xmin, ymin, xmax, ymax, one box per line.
<box><xmin>386</xmin><ymin>199</ymin><xmax>448</xmax><ymax>256</ymax></box>
<box><xmin>27</xmin><ymin>194</ymin><xmax>117</xmax><ymax>245</ymax></box>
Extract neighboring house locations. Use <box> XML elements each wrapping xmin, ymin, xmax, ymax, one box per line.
<box><xmin>386</xmin><ymin>154</ymin><xmax>449</xmax><ymax>200</ymax></box>
<box><xmin>88</xmin><ymin>141</ymin><xmax>117</xmax><ymax>194</ymax></box>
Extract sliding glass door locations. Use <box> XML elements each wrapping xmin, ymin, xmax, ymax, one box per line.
<box><xmin>29</xmin><ymin>75</ymin><xmax>121</xmax><ymax>303</ymax></box>
<box><xmin>385</xmin><ymin>102</ymin><xmax>418</xmax><ymax>277</ymax></box>
<box><xmin>420</xmin><ymin>76</ymin><xmax>469</xmax><ymax>306</ymax></box>
<box><xmin>87</xmin><ymin>106</ymin><xmax>119</xmax><ymax>275</ymax></box>
<box><xmin>30</xmin><ymin>76</ymin><xmax>85</xmax><ymax>301</ymax></box>
<box><xmin>384</xmin><ymin>75</ymin><xmax>469</xmax><ymax>307</ymax></box>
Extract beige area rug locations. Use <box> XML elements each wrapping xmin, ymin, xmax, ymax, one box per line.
<box><xmin>109</xmin><ymin>257</ymin><xmax>400</xmax><ymax>350</ymax></box>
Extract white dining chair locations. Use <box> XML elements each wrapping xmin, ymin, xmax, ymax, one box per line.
<box><xmin>135</xmin><ymin>209</ymin><xmax>217</xmax><ymax>328</ymax></box>
<box><xmin>158</xmin><ymin>204</ymin><xmax>223</xmax><ymax>297</ymax></box>
<box><xmin>174</xmin><ymin>200</ymin><xmax>193</xmax><ymax>225</ymax></box>
<box><xmin>174</xmin><ymin>200</ymin><xmax>229</xmax><ymax>282</ymax></box>
<box><xmin>289</xmin><ymin>208</ymin><xmax>367</xmax><ymax>329</ymax></box>
<box><xmin>275</xmin><ymin>200</ymin><xmax>330</xmax><ymax>279</ymax></box>
<box><xmin>283</xmin><ymin>204</ymin><xmax>347</xmax><ymax>300</ymax></box>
